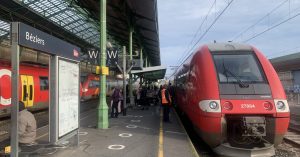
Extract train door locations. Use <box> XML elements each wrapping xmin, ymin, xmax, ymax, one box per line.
<box><xmin>20</xmin><ymin>75</ymin><xmax>34</xmax><ymax>107</ymax></box>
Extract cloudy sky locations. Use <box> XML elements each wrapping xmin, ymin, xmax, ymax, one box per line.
<box><xmin>157</xmin><ymin>0</ymin><xmax>300</xmax><ymax>77</ymax></box>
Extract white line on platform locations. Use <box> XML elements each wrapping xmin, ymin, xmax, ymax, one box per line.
<box><xmin>164</xmin><ymin>130</ymin><xmax>185</xmax><ymax>135</ymax></box>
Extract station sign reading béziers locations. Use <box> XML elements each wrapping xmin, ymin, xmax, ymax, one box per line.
<box><xmin>18</xmin><ymin>22</ymin><xmax>81</xmax><ymax>61</ymax></box>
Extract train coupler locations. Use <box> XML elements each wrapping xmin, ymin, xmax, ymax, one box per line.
<box><xmin>242</xmin><ymin>117</ymin><xmax>266</xmax><ymax>137</ymax></box>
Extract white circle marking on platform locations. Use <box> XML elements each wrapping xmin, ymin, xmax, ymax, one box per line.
<box><xmin>139</xmin><ymin>116</ymin><xmax>143</xmax><ymax>118</ymax></box>
<box><xmin>119</xmin><ymin>133</ymin><xmax>132</xmax><ymax>138</ymax></box>
<box><xmin>131</xmin><ymin>120</ymin><xmax>141</xmax><ymax>123</ymax></box>
<box><xmin>108</xmin><ymin>145</ymin><xmax>125</xmax><ymax>150</ymax></box>
<box><xmin>126</xmin><ymin>125</ymin><xmax>137</xmax><ymax>128</ymax></box>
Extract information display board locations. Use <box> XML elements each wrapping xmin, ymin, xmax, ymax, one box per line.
<box><xmin>58</xmin><ymin>59</ymin><xmax>80</xmax><ymax>138</ymax></box>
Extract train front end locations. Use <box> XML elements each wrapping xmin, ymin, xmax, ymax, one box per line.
<box><xmin>200</xmin><ymin>43</ymin><xmax>290</xmax><ymax>157</ymax></box>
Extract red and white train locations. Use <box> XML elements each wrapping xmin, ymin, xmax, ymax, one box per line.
<box><xmin>175</xmin><ymin>43</ymin><xmax>290</xmax><ymax>157</ymax></box>
<box><xmin>0</xmin><ymin>61</ymin><xmax>100</xmax><ymax>113</ymax></box>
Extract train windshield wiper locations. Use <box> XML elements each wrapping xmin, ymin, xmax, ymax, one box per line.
<box><xmin>222</xmin><ymin>61</ymin><xmax>249</xmax><ymax>88</ymax></box>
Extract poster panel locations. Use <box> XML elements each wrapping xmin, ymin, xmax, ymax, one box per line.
<box><xmin>58</xmin><ymin>59</ymin><xmax>79</xmax><ymax>138</ymax></box>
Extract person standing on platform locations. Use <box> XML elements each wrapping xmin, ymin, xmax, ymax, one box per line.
<box><xmin>168</xmin><ymin>83</ymin><xmax>176</xmax><ymax>107</ymax></box>
<box><xmin>18</xmin><ymin>101</ymin><xmax>37</xmax><ymax>145</ymax></box>
<box><xmin>161</xmin><ymin>84</ymin><xmax>172</xmax><ymax>122</ymax></box>
<box><xmin>140</xmin><ymin>86</ymin><xmax>147</xmax><ymax>110</ymax></box>
<box><xmin>136</xmin><ymin>87</ymin><xmax>141</xmax><ymax>106</ymax></box>
<box><xmin>118</xmin><ymin>89</ymin><xmax>124</xmax><ymax>114</ymax></box>
<box><xmin>158</xmin><ymin>85</ymin><xmax>162</xmax><ymax>103</ymax></box>
<box><xmin>111</xmin><ymin>87</ymin><xmax>121</xmax><ymax>118</ymax></box>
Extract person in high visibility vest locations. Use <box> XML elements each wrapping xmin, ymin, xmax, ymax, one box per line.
<box><xmin>161</xmin><ymin>84</ymin><xmax>172</xmax><ymax>122</ymax></box>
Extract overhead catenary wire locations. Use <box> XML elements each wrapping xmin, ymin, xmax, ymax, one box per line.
<box><xmin>176</xmin><ymin>0</ymin><xmax>217</xmax><ymax>66</ymax></box>
<box><xmin>243</xmin><ymin>10</ymin><xmax>300</xmax><ymax>42</ymax></box>
<box><xmin>231</xmin><ymin>0</ymin><xmax>289</xmax><ymax>41</ymax></box>
<box><xmin>179</xmin><ymin>0</ymin><xmax>234</xmax><ymax>66</ymax></box>
<box><xmin>169</xmin><ymin>0</ymin><xmax>234</xmax><ymax>79</ymax></box>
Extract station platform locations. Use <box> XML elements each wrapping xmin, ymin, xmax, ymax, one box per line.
<box><xmin>31</xmin><ymin>106</ymin><xmax>198</xmax><ymax>157</ymax></box>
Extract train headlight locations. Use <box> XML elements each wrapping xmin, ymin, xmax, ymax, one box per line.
<box><xmin>209</xmin><ymin>101</ymin><xmax>218</xmax><ymax>109</ymax></box>
<box><xmin>276</xmin><ymin>101</ymin><xmax>285</xmax><ymax>110</ymax></box>
<box><xmin>199</xmin><ymin>100</ymin><xmax>221</xmax><ymax>113</ymax></box>
<box><xmin>274</xmin><ymin>99</ymin><xmax>289</xmax><ymax>112</ymax></box>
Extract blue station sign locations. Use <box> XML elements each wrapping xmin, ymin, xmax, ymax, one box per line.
<box><xmin>18</xmin><ymin>22</ymin><xmax>81</xmax><ymax>61</ymax></box>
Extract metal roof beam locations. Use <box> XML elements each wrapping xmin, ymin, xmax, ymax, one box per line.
<box><xmin>143</xmin><ymin>41</ymin><xmax>158</xmax><ymax>48</ymax></box>
<box><xmin>141</xmin><ymin>35</ymin><xmax>158</xmax><ymax>43</ymax></box>
<box><xmin>46</xmin><ymin>7</ymin><xmax>69</xmax><ymax>18</ymax></box>
<box><xmin>22</xmin><ymin>0</ymin><xmax>39</xmax><ymax>6</ymax></box>
<box><xmin>62</xmin><ymin>18</ymin><xmax>82</xmax><ymax>27</ymax></box>
<box><xmin>133</xmin><ymin>12</ymin><xmax>155</xmax><ymax>22</ymax></box>
<box><xmin>0</xmin><ymin>27</ymin><xmax>9</xmax><ymax>33</ymax></box>
<box><xmin>0</xmin><ymin>1</ymin><xmax>94</xmax><ymax>49</ymax></box>
<box><xmin>137</xmin><ymin>25</ymin><xmax>156</xmax><ymax>33</ymax></box>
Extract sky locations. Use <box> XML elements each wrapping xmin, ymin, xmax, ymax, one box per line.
<box><xmin>157</xmin><ymin>0</ymin><xmax>300</xmax><ymax>78</ymax></box>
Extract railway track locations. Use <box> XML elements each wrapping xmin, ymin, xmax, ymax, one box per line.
<box><xmin>0</xmin><ymin>108</ymin><xmax>48</xmax><ymax>121</ymax></box>
<box><xmin>176</xmin><ymin>107</ymin><xmax>300</xmax><ymax>157</ymax></box>
<box><xmin>284</xmin><ymin>130</ymin><xmax>300</xmax><ymax>146</ymax></box>
<box><xmin>286</xmin><ymin>112</ymin><xmax>300</xmax><ymax>145</ymax></box>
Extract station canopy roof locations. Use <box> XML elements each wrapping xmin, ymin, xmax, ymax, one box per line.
<box><xmin>0</xmin><ymin>0</ymin><xmax>160</xmax><ymax>65</ymax></box>
<box><xmin>131</xmin><ymin>66</ymin><xmax>166</xmax><ymax>81</ymax></box>
<box><xmin>270</xmin><ymin>52</ymin><xmax>300</xmax><ymax>72</ymax></box>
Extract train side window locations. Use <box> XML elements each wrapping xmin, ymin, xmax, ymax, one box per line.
<box><xmin>29</xmin><ymin>85</ymin><xmax>33</xmax><ymax>100</ymax></box>
<box><xmin>93</xmin><ymin>80</ymin><xmax>100</xmax><ymax>87</ymax></box>
<box><xmin>23</xmin><ymin>85</ymin><xmax>27</xmax><ymax>101</ymax></box>
<box><xmin>89</xmin><ymin>80</ymin><xmax>100</xmax><ymax>88</ymax></box>
<box><xmin>40</xmin><ymin>77</ymin><xmax>49</xmax><ymax>90</ymax></box>
<box><xmin>88</xmin><ymin>81</ymin><xmax>93</xmax><ymax>88</ymax></box>
<box><xmin>81</xmin><ymin>76</ymin><xmax>87</xmax><ymax>84</ymax></box>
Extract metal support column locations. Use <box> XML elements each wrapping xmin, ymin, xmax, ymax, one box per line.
<box><xmin>145</xmin><ymin>57</ymin><xmax>148</xmax><ymax>68</ymax></box>
<box><xmin>11</xmin><ymin>22</ymin><xmax>20</xmax><ymax>157</ymax></box>
<box><xmin>140</xmin><ymin>48</ymin><xmax>143</xmax><ymax>65</ymax></box>
<box><xmin>122</xmin><ymin>46</ymin><xmax>127</xmax><ymax>115</ymax></box>
<box><xmin>49</xmin><ymin>56</ymin><xmax>58</xmax><ymax>144</ymax></box>
<box><xmin>97</xmin><ymin>0</ymin><xmax>109</xmax><ymax>129</ymax></box>
<box><xmin>139</xmin><ymin>48</ymin><xmax>143</xmax><ymax>87</ymax></box>
<box><xmin>129</xmin><ymin>27</ymin><xmax>134</xmax><ymax>107</ymax></box>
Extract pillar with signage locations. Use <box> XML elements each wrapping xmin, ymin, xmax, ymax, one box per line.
<box><xmin>10</xmin><ymin>22</ymin><xmax>81</xmax><ymax>157</ymax></box>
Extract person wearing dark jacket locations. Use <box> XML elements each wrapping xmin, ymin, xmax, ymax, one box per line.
<box><xmin>161</xmin><ymin>84</ymin><xmax>172</xmax><ymax>122</ymax></box>
<box><xmin>111</xmin><ymin>87</ymin><xmax>121</xmax><ymax>118</ymax></box>
<box><xmin>168</xmin><ymin>83</ymin><xmax>176</xmax><ymax>107</ymax></box>
<box><xmin>140</xmin><ymin>86</ymin><xmax>147</xmax><ymax>110</ymax></box>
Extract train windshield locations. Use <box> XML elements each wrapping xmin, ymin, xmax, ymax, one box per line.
<box><xmin>213</xmin><ymin>53</ymin><xmax>266</xmax><ymax>83</ymax></box>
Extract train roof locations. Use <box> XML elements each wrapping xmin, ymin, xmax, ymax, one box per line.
<box><xmin>207</xmin><ymin>43</ymin><xmax>252</xmax><ymax>52</ymax></box>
